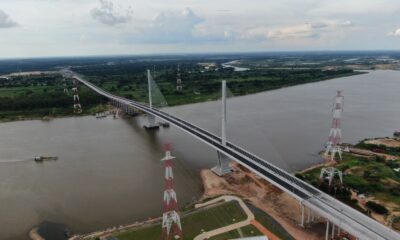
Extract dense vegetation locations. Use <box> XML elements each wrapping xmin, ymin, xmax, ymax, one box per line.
<box><xmin>73</xmin><ymin>61</ymin><xmax>359</xmax><ymax>106</ymax></box>
<box><xmin>356</xmin><ymin>140</ymin><xmax>400</xmax><ymax>156</ymax></box>
<box><xmin>297</xmin><ymin>151</ymin><xmax>400</xmax><ymax>221</ymax></box>
<box><xmin>0</xmin><ymin>73</ymin><xmax>106</xmax><ymax>121</ymax></box>
<box><xmin>0</xmin><ymin>56</ymin><xmax>360</xmax><ymax>121</ymax></box>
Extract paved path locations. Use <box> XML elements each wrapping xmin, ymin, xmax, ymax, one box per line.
<box><xmin>193</xmin><ymin>195</ymin><xmax>255</xmax><ymax>240</ymax></box>
<box><xmin>251</xmin><ymin>220</ymin><xmax>278</xmax><ymax>240</ymax></box>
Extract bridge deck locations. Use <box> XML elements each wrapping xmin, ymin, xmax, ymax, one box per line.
<box><xmin>68</xmin><ymin>71</ymin><xmax>400</xmax><ymax>240</ymax></box>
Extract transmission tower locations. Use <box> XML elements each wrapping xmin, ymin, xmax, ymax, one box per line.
<box><xmin>161</xmin><ymin>144</ymin><xmax>183</xmax><ymax>240</ymax></box>
<box><xmin>72</xmin><ymin>79</ymin><xmax>82</xmax><ymax>114</ymax></box>
<box><xmin>320</xmin><ymin>167</ymin><xmax>343</xmax><ymax>186</ymax></box>
<box><xmin>325</xmin><ymin>90</ymin><xmax>344</xmax><ymax>161</ymax></box>
<box><xmin>176</xmin><ymin>64</ymin><xmax>183</xmax><ymax>92</ymax></box>
<box><xmin>63</xmin><ymin>78</ymin><xmax>68</xmax><ymax>94</ymax></box>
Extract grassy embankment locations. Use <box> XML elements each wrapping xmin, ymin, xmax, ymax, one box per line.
<box><xmin>113</xmin><ymin>201</ymin><xmax>260</xmax><ymax>240</ymax></box>
<box><xmin>109</xmin><ymin>200</ymin><xmax>294</xmax><ymax>240</ymax></box>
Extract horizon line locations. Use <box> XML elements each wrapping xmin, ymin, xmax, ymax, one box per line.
<box><xmin>2</xmin><ymin>49</ymin><xmax>400</xmax><ymax>61</ymax></box>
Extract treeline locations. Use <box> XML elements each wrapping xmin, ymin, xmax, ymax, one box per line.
<box><xmin>0</xmin><ymin>89</ymin><xmax>105</xmax><ymax>111</ymax></box>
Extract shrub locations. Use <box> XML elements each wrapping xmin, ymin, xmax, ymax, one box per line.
<box><xmin>386</xmin><ymin>160</ymin><xmax>400</xmax><ymax>168</ymax></box>
<box><xmin>366</xmin><ymin>201</ymin><xmax>388</xmax><ymax>215</ymax></box>
<box><xmin>375</xmin><ymin>155</ymin><xmax>386</xmax><ymax>163</ymax></box>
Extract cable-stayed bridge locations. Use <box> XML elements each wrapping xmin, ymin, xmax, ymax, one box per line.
<box><xmin>62</xmin><ymin>70</ymin><xmax>400</xmax><ymax>240</ymax></box>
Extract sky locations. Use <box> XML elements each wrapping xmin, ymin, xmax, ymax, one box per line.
<box><xmin>1</xmin><ymin>0</ymin><xmax>400</xmax><ymax>58</ymax></box>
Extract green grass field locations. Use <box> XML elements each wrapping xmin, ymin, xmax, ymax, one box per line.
<box><xmin>114</xmin><ymin>201</ymin><xmax>256</xmax><ymax>240</ymax></box>
<box><xmin>110</xmin><ymin>200</ymin><xmax>296</xmax><ymax>240</ymax></box>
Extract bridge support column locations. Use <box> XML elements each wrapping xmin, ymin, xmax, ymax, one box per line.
<box><xmin>144</xmin><ymin>114</ymin><xmax>159</xmax><ymax>129</ymax></box>
<box><xmin>300</xmin><ymin>204</ymin><xmax>305</xmax><ymax>227</ymax></box>
<box><xmin>331</xmin><ymin>224</ymin><xmax>335</xmax><ymax>239</ymax></box>
<box><xmin>212</xmin><ymin>80</ymin><xmax>232</xmax><ymax>176</ymax></box>
<box><xmin>212</xmin><ymin>151</ymin><xmax>232</xmax><ymax>176</ymax></box>
<box><xmin>307</xmin><ymin>208</ymin><xmax>311</xmax><ymax>225</ymax></box>
<box><xmin>325</xmin><ymin>221</ymin><xmax>329</xmax><ymax>240</ymax></box>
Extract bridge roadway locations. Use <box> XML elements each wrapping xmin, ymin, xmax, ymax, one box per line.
<box><xmin>70</xmin><ymin>72</ymin><xmax>399</xmax><ymax>240</ymax></box>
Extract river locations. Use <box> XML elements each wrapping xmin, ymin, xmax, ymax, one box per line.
<box><xmin>0</xmin><ymin>70</ymin><xmax>399</xmax><ymax>239</ymax></box>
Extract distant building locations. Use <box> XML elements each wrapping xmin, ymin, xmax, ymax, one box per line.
<box><xmin>198</xmin><ymin>62</ymin><xmax>217</xmax><ymax>71</ymax></box>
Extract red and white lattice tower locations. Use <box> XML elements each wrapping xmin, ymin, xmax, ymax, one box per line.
<box><xmin>72</xmin><ymin>79</ymin><xmax>82</xmax><ymax>114</ymax></box>
<box><xmin>161</xmin><ymin>144</ymin><xmax>183</xmax><ymax>240</ymax></box>
<box><xmin>325</xmin><ymin>90</ymin><xmax>344</xmax><ymax>161</ymax></box>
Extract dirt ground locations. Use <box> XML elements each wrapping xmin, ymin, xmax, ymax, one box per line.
<box><xmin>200</xmin><ymin>163</ymin><xmax>326</xmax><ymax>240</ymax></box>
<box><xmin>349</xmin><ymin>147</ymin><xmax>398</xmax><ymax>161</ymax></box>
<box><xmin>365</xmin><ymin>138</ymin><xmax>400</xmax><ymax>148</ymax></box>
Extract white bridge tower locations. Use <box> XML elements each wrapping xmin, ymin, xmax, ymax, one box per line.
<box><xmin>212</xmin><ymin>80</ymin><xmax>232</xmax><ymax>176</ymax></box>
<box><xmin>144</xmin><ymin>70</ymin><xmax>159</xmax><ymax>129</ymax></box>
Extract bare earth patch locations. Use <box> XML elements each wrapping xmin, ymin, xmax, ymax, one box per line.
<box><xmin>201</xmin><ymin>163</ymin><xmax>325</xmax><ymax>240</ymax></box>
<box><xmin>365</xmin><ymin>138</ymin><xmax>400</xmax><ymax>148</ymax></box>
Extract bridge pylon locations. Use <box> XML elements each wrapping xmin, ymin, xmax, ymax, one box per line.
<box><xmin>212</xmin><ymin>80</ymin><xmax>232</xmax><ymax>176</ymax></box>
<box><xmin>320</xmin><ymin>167</ymin><xmax>343</xmax><ymax>186</ymax></box>
<box><xmin>63</xmin><ymin>77</ymin><xmax>68</xmax><ymax>94</ymax></box>
<box><xmin>143</xmin><ymin>70</ymin><xmax>159</xmax><ymax>129</ymax></box>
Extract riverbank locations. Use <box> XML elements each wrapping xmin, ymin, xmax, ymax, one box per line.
<box><xmin>28</xmin><ymin>228</ymin><xmax>44</xmax><ymax>240</ymax></box>
<box><xmin>66</xmin><ymin>196</ymin><xmax>262</xmax><ymax>240</ymax></box>
<box><xmin>62</xmin><ymin>163</ymin><xmax>297</xmax><ymax>240</ymax></box>
<box><xmin>0</xmin><ymin>69</ymin><xmax>364</xmax><ymax>123</ymax></box>
<box><xmin>0</xmin><ymin>104</ymin><xmax>111</xmax><ymax>123</ymax></box>
<box><xmin>297</xmin><ymin>137</ymin><xmax>400</xmax><ymax>232</ymax></box>
<box><xmin>200</xmin><ymin>163</ymin><xmax>324</xmax><ymax>239</ymax></box>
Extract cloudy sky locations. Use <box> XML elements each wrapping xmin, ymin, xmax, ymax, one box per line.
<box><xmin>1</xmin><ymin>0</ymin><xmax>400</xmax><ymax>58</ymax></box>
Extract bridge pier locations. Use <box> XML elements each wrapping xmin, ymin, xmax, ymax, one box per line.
<box><xmin>325</xmin><ymin>221</ymin><xmax>330</xmax><ymax>240</ymax></box>
<box><xmin>325</xmin><ymin>220</ymin><xmax>340</xmax><ymax>240</ymax></box>
<box><xmin>299</xmin><ymin>203</ymin><xmax>320</xmax><ymax>228</ymax></box>
<box><xmin>212</xmin><ymin>151</ymin><xmax>232</xmax><ymax>176</ymax></box>
<box><xmin>144</xmin><ymin>114</ymin><xmax>159</xmax><ymax>129</ymax></box>
<box><xmin>300</xmin><ymin>203</ymin><xmax>305</xmax><ymax>227</ymax></box>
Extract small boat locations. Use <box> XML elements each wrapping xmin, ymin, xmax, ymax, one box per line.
<box><xmin>394</xmin><ymin>130</ymin><xmax>400</xmax><ymax>137</ymax></box>
<box><xmin>34</xmin><ymin>155</ymin><xmax>58</xmax><ymax>162</ymax></box>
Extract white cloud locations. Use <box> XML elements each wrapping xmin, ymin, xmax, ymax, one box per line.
<box><xmin>388</xmin><ymin>28</ymin><xmax>400</xmax><ymax>37</ymax></box>
<box><xmin>91</xmin><ymin>0</ymin><xmax>132</xmax><ymax>26</ymax></box>
<box><xmin>242</xmin><ymin>20</ymin><xmax>353</xmax><ymax>41</ymax></box>
<box><xmin>308</xmin><ymin>0</ymin><xmax>400</xmax><ymax>16</ymax></box>
<box><xmin>126</xmin><ymin>8</ymin><xmax>204</xmax><ymax>44</ymax></box>
<box><xmin>0</xmin><ymin>9</ymin><xmax>17</xmax><ymax>28</ymax></box>
<box><xmin>0</xmin><ymin>0</ymin><xmax>399</xmax><ymax>58</ymax></box>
